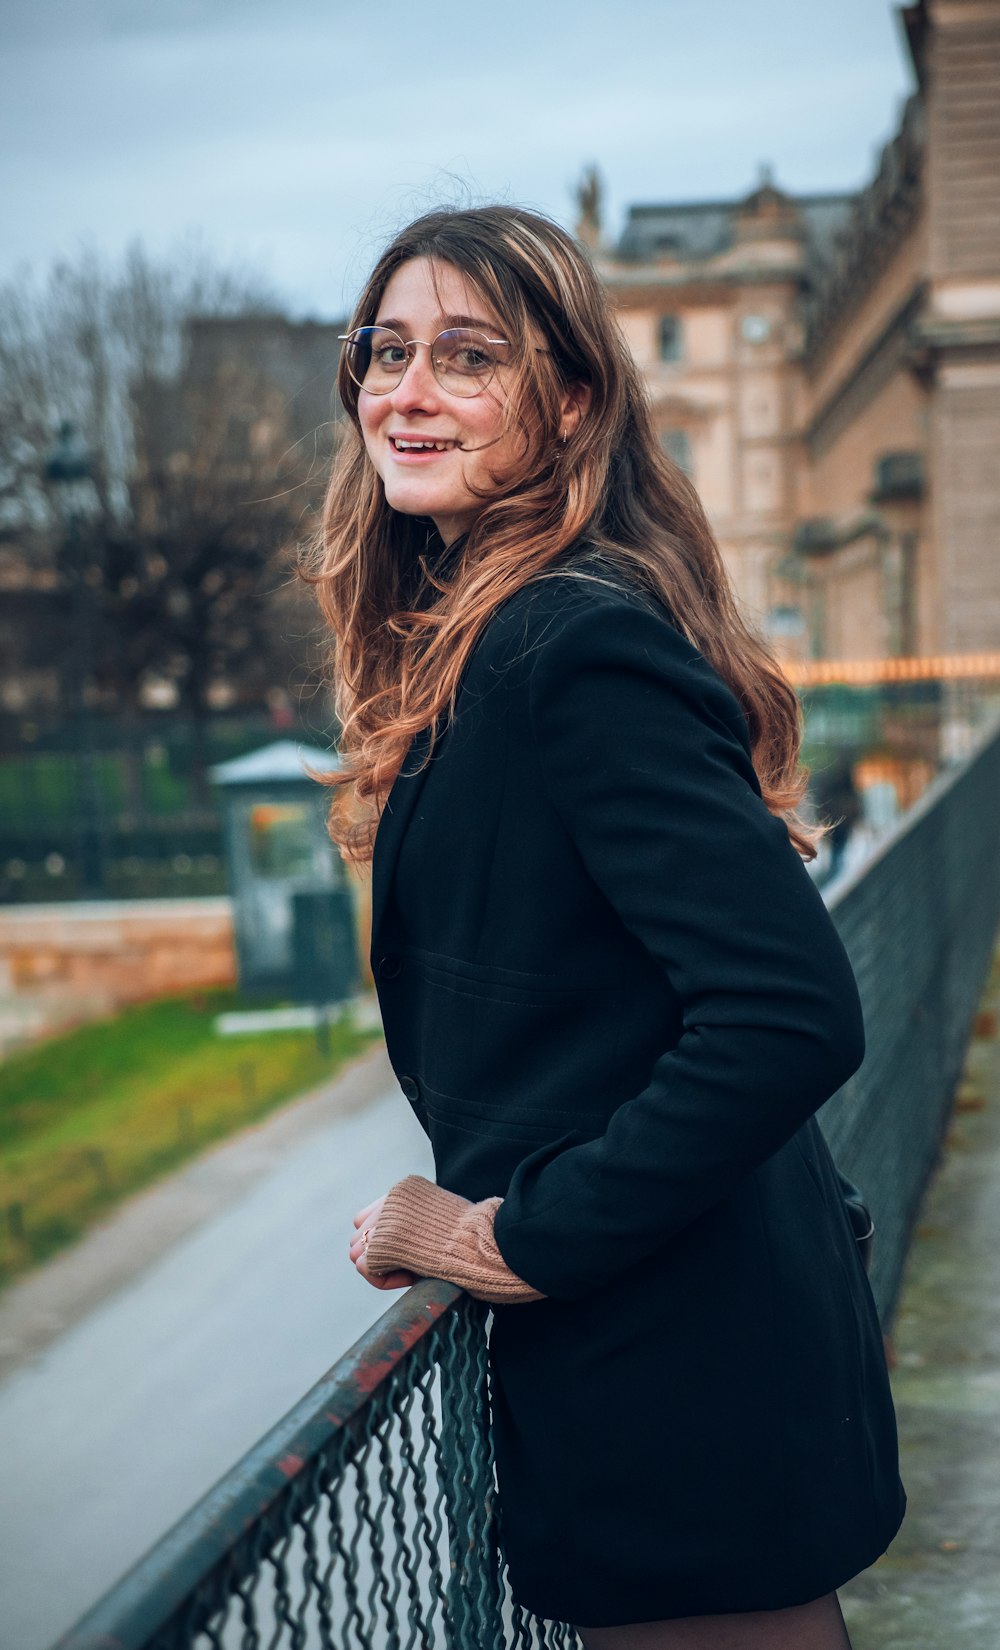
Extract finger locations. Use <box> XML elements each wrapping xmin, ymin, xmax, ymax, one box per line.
<box><xmin>352</xmin><ymin>1200</ymin><xmax>381</xmax><ymax>1228</ymax></box>
<box><xmin>352</xmin><ymin>1252</ymin><xmax>416</xmax><ymax>1289</ymax></box>
<box><xmin>349</xmin><ymin>1242</ymin><xmax>379</xmax><ymax>1275</ymax></box>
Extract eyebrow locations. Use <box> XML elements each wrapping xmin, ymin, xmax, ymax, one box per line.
<box><xmin>374</xmin><ymin>313</ymin><xmax>507</xmax><ymax>336</ymax></box>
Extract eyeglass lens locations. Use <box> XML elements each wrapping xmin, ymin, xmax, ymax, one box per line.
<box><xmin>342</xmin><ymin>326</ymin><xmax>509</xmax><ymax>397</ymax></box>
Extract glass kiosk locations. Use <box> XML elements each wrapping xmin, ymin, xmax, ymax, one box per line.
<box><xmin>211</xmin><ymin>740</ymin><xmax>358</xmax><ymax>1005</ymax></box>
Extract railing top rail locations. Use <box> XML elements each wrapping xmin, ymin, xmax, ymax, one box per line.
<box><xmin>51</xmin><ymin>1277</ymin><xmax>462</xmax><ymax>1650</ymax></box>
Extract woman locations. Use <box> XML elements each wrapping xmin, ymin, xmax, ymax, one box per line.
<box><xmin>308</xmin><ymin>205</ymin><xmax>905</xmax><ymax>1648</ymax></box>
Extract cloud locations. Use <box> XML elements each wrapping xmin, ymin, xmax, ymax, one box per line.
<box><xmin>0</xmin><ymin>0</ymin><xmax>914</xmax><ymax>314</ymax></box>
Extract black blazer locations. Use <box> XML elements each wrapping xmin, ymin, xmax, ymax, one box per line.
<box><xmin>370</xmin><ymin>563</ymin><xmax>904</xmax><ymax>1627</ymax></box>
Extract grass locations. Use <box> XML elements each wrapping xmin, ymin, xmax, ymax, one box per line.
<box><xmin>0</xmin><ymin>987</ymin><xmax>382</xmax><ymax>1290</ymax></box>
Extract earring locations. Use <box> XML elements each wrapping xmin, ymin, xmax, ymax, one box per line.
<box><xmin>560</xmin><ymin>431</ymin><xmax>568</xmax><ymax>445</ymax></box>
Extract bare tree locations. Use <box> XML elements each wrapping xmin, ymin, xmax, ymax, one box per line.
<box><xmin>0</xmin><ymin>242</ymin><xmax>339</xmax><ymax>736</ymax></box>
<box><xmin>111</xmin><ymin>324</ymin><xmax>335</xmax><ymax>782</ymax></box>
<box><xmin>0</xmin><ymin>238</ymin><xmax>280</xmax><ymax>541</ymax></box>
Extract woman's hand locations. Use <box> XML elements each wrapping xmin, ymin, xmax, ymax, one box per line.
<box><xmin>349</xmin><ymin>1193</ymin><xmax>417</xmax><ymax>1290</ymax></box>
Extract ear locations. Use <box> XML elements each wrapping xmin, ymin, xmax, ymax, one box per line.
<box><xmin>558</xmin><ymin>380</ymin><xmax>592</xmax><ymax>441</ymax></box>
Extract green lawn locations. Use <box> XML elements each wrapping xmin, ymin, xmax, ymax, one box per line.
<box><xmin>0</xmin><ymin>988</ymin><xmax>382</xmax><ymax>1289</ymax></box>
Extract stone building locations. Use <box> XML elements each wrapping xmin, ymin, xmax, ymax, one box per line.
<box><xmin>591</xmin><ymin>0</ymin><xmax>1000</xmax><ymax>665</ymax></box>
<box><xmin>134</xmin><ymin>313</ymin><xmax>344</xmax><ymax>493</ymax></box>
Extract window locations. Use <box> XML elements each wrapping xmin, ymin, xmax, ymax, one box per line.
<box><xmin>765</xmin><ymin>604</ymin><xmax>806</xmax><ymax>640</ymax></box>
<box><xmin>660</xmin><ymin>428</ymin><xmax>692</xmax><ymax>474</ymax></box>
<box><xmin>246</xmin><ymin>802</ymin><xmax>315</xmax><ymax>879</ymax></box>
<box><xmin>740</xmin><ymin>313</ymin><xmax>772</xmax><ymax>345</ymax></box>
<box><xmin>658</xmin><ymin>314</ymin><xmax>682</xmax><ymax>362</ymax></box>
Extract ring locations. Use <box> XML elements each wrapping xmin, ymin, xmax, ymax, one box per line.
<box><xmin>362</xmin><ymin>1228</ymin><xmax>370</xmax><ymax>1246</ymax></box>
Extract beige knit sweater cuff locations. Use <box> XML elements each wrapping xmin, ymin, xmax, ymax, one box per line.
<box><xmin>364</xmin><ymin>1174</ymin><xmax>546</xmax><ymax>1304</ymax></box>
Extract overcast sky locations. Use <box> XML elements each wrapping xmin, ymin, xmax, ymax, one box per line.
<box><xmin>1</xmin><ymin>0</ymin><xmax>916</xmax><ymax>320</ymax></box>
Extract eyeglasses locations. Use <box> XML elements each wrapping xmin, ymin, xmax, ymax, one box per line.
<box><xmin>338</xmin><ymin>325</ymin><xmax>512</xmax><ymax>398</ymax></box>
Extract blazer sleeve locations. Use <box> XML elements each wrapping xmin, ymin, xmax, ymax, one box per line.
<box><xmin>491</xmin><ymin>589</ymin><xmax>866</xmax><ymax>1302</ymax></box>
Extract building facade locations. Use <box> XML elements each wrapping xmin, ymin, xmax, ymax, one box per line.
<box><xmin>591</xmin><ymin>0</ymin><xmax>1000</xmax><ymax>665</ymax></box>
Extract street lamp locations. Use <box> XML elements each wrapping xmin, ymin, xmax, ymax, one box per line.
<box><xmin>44</xmin><ymin>420</ymin><xmax>107</xmax><ymax>899</ymax></box>
<box><xmin>44</xmin><ymin>418</ymin><xmax>94</xmax><ymax>499</ymax></box>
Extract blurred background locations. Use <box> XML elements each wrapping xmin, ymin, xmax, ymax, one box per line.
<box><xmin>0</xmin><ymin>0</ymin><xmax>991</xmax><ymax>890</ymax></box>
<box><xmin>1</xmin><ymin>0</ymin><xmax>996</xmax><ymax>925</ymax></box>
<box><xmin>1</xmin><ymin>2</ymin><xmax>999</xmax><ymax>1647</ymax></box>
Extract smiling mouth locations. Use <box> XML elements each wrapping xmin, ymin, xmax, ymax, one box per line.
<box><xmin>389</xmin><ymin>437</ymin><xmax>457</xmax><ymax>453</ymax></box>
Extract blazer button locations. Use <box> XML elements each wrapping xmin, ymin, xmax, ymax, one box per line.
<box><xmin>378</xmin><ymin>954</ymin><xmax>403</xmax><ymax>980</ymax></box>
<box><xmin>399</xmin><ymin>1074</ymin><xmax>421</xmax><ymax>1104</ymax></box>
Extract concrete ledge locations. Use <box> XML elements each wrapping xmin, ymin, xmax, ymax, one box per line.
<box><xmin>0</xmin><ymin>897</ymin><xmax>232</xmax><ymax>925</ymax></box>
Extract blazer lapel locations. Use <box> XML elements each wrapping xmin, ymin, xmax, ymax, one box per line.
<box><xmin>370</xmin><ymin>722</ymin><xmax>435</xmax><ymax>952</ymax></box>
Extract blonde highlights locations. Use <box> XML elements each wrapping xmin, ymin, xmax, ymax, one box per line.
<box><xmin>304</xmin><ymin>205</ymin><xmax>822</xmax><ymax>864</ymax></box>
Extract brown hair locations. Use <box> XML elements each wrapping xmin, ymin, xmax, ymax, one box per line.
<box><xmin>305</xmin><ymin>205</ymin><xmax>822</xmax><ymax>864</ymax></box>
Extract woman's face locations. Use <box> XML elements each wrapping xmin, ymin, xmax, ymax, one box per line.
<box><xmin>356</xmin><ymin>256</ymin><xmax>524</xmax><ymax>547</ymax></box>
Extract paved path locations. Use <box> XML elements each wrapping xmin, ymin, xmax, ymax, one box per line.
<box><xmin>839</xmin><ymin>945</ymin><xmax>1000</xmax><ymax>1648</ymax></box>
<box><xmin>0</xmin><ymin>1043</ymin><xmax>433</xmax><ymax>1650</ymax></box>
<box><xmin>0</xmin><ymin>1038</ymin><xmax>392</xmax><ymax>1381</ymax></box>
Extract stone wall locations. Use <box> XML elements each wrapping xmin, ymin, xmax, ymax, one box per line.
<box><xmin>928</xmin><ymin>0</ymin><xmax>1000</xmax><ymax>283</ymax></box>
<box><xmin>0</xmin><ymin>898</ymin><xmax>235</xmax><ymax>1055</ymax></box>
<box><xmin>934</xmin><ymin>367</ymin><xmax>1000</xmax><ymax>651</ymax></box>
<box><xmin>0</xmin><ymin>880</ymin><xmax>375</xmax><ymax>1058</ymax></box>
<box><xmin>927</xmin><ymin>0</ymin><xmax>1000</xmax><ymax>653</ymax></box>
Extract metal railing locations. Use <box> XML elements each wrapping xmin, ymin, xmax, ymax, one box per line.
<box><xmin>53</xmin><ymin>1281</ymin><xmax>581</xmax><ymax>1650</ymax></box>
<box><xmin>821</xmin><ymin>710</ymin><xmax>1000</xmax><ymax>1320</ymax></box>
<box><xmin>53</xmin><ymin>717</ymin><xmax>1000</xmax><ymax>1650</ymax></box>
<box><xmin>0</xmin><ymin>707</ymin><xmax>329</xmax><ymax>904</ymax></box>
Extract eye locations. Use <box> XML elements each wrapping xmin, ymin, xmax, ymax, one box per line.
<box><xmin>436</xmin><ymin>331</ymin><xmax>505</xmax><ymax>376</ymax></box>
<box><xmin>454</xmin><ymin>343</ymin><xmax>492</xmax><ymax>371</ymax></box>
<box><xmin>373</xmin><ymin>342</ymin><xmax>408</xmax><ymax>368</ymax></box>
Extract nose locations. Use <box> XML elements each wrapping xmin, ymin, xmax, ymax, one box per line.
<box><xmin>388</xmin><ymin>342</ymin><xmax>441</xmax><ymax>414</ymax></box>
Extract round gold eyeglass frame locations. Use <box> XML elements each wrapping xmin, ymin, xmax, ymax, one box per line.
<box><xmin>338</xmin><ymin>325</ymin><xmax>513</xmax><ymax>399</ymax></box>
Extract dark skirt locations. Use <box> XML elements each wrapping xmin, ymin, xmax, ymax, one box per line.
<box><xmin>486</xmin><ymin>1119</ymin><xmax>906</xmax><ymax>1629</ymax></box>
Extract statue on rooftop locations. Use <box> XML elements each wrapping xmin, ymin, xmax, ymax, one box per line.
<box><xmin>575</xmin><ymin>164</ymin><xmax>603</xmax><ymax>249</ymax></box>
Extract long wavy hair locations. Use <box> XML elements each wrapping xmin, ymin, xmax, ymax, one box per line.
<box><xmin>305</xmin><ymin>204</ymin><xmax>823</xmax><ymax>864</ymax></box>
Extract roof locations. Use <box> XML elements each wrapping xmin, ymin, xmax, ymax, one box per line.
<box><xmin>615</xmin><ymin>190</ymin><xmax>856</xmax><ymax>269</ymax></box>
<box><xmin>210</xmin><ymin>739</ymin><xmax>342</xmax><ymax>786</ymax></box>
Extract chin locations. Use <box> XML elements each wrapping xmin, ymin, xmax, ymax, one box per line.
<box><xmin>382</xmin><ymin>486</ymin><xmax>429</xmax><ymax>517</ymax></box>
<box><xmin>387</xmin><ymin>486</ymin><xmax>456</xmax><ymax>521</ymax></box>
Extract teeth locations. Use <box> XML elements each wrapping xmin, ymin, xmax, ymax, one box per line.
<box><xmin>392</xmin><ymin>438</ymin><xmax>453</xmax><ymax>451</ymax></box>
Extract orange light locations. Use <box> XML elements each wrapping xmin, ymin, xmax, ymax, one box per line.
<box><xmin>782</xmin><ymin>653</ymin><xmax>1000</xmax><ymax>687</ymax></box>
